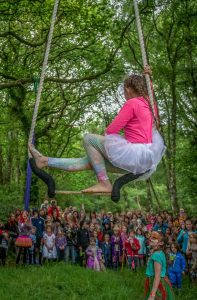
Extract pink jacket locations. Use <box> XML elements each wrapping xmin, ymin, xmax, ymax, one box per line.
<box><xmin>105</xmin><ymin>97</ymin><xmax>157</xmax><ymax>144</ymax></box>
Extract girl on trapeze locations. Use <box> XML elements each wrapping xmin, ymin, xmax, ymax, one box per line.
<box><xmin>29</xmin><ymin>65</ymin><xmax>165</xmax><ymax>194</ymax></box>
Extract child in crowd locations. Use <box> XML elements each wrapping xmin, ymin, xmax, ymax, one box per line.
<box><xmin>186</xmin><ymin>233</ymin><xmax>197</xmax><ymax>282</ymax></box>
<box><xmin>144</xmin><ymin>231</ymin><xmax>151</xmax><ymax>258</ymax></box>
<box><xmin>120</xmin><ymin>225</ymin><xmax>128</xmax><ymax>249</ymax></box>
<box><xmin>146</xmin><ymin>217</ymin><xmax>155</xmax><ymax>232</ymax></box>
<box><xmin>30</xmin><ymin>209</ymin><xmax>45</xmax><ymax>265</ymax></box>
<box><xmin>102</xmin><ymin>233</ymin><xmax>112</xmax><ymax>268</ymax></box>
<box><xmin>177</xmin><ymin>219</ymin><xmax>194</xmax><ymax>254</ymax></box>
<box><xmin>64</xmin><ymin>223</ymin><xmax>77</xmax><ymax>264</ymax></box>
<box><xmin>111</xmin><ymin>226</ymin><xmax>123</xmax><ymax>270</ymax></box>
<box><xmin>144</xmin><ymin>231</ymin><xmax>174</xmax><ymax>300</ymax></box>
<box><xmin>103</xmin><ymin>220</ymin><xmax>113</xmax><ymax>237</ymax></box>
<box><xmin>77</xmin><ymin>220</ymin><xmax>90</xmax><ymax>266</ymax></box>
<box><xmin>93</xmin><ymin>230</ymin><xmax>99</xmax><ymax>247</ymax></box>
<box><xmin>55</xmin><ymin>228</ymin><xmax>67</xmax><ymax>261</ymax></box>
<box><xmin>96</xmin><ymin>225</ymin><xmax>103</xmax><ymax>247</ymax></box>
<box><xmin>135</xmin><ymin>227</ymin><xmax>146</xmax><ymax>267</ymax></box>
<box><xmin>153</xmin><ymin>216</ymin><xmax>168</xmax><ymax>234</ymax></box>
<box><xmin>15</xmin><ymin>211</ymin><xmax>32</xmax><ymax>265</ymax></box>
<box><xmin>4</xmin><ymin>213</ymin><xmax>18</xmax><ymax>253</ymax></box>
<box><xmin>86</xmin><ymin>238</ymin><xmax>105</xmax><ymax>271</ymax></box>
<box><xmin>42</xmin><ymin>225</ymin><xmax>57</xmax><ymax>262</ymax></box>
<box><xmin>125</xmin><ymin>230</ymin><xmax>140</xmax><ymax>271</ymax></box>
<box><xmin>0</xmin><ymin>228</ymin><xmax>9</xmax><ymax>266</ymax></box>
<box><xmin>28</xmin><ymin>226</ymin><xmax>37</xmax><ymax>264</ymax></box>
<box><xmin>89</xmin><ymin>223</ymin><xmax>95</xmax><ymax>238</ymax></box>
<box><xmin>167</xmin><ymin>243</ymin><xmax>186</xmax><ymax>291</ymax></box>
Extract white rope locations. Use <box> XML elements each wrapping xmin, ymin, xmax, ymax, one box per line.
<box><xmin>133</xmin><ymin>0</ymin><xmax>155</xmax><ymax>117</ymax></box>
<box><xmin>28</xmin><ymin>0</ymin><xmax>60</xmax><ymax>154</ymax></box>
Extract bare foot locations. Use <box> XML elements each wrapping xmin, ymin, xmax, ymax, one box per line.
<box><xmin>28</xmin><ymin>144</ymin><xmax>48</xmax><ymax>169</ymax></box>
<box><xmin>82</xmin><ymin>180</ymin><xmax>112</xmax><ymax>194</ymax></box>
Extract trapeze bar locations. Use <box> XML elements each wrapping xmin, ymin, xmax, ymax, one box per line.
<box><xmin>55</xmin><ymin>190</ymin><xmax>111</xmax><ymax>196</ymax></box>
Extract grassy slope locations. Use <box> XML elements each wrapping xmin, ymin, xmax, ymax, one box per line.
<box><xmin>0</xmin><ymin>264</ymin><xmax>196</xmax><ymax>300</ymax></box>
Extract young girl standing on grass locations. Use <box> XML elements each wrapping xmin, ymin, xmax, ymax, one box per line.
<box><xmin>135</xmin><ymin>227</ymin><xmax>146</xmax><ymax>267</ymax></box>
<box><xmin>167</xmin><ymin>243</ymin><xmax>186</xmax><ymax>291</ymax></box>
<box><xmin>144</xmin><ymin>231</ymin><xmax>175</xmax><ymax>300</ymax></box>
<box><xmin>55</xmin><ymin>228</ymin><xmax>67</xmax><ymax>262</ymax></box>
<box><xmin>125</xmin><ymin>230</ymin><xmax>140</xmax><ymax>271</ymax></box>
<box><xmin>42</xmin><ymin>225</ymin><xmax>57</xmax><ymax>263</ymax></box>
<box><xmin>86</xmin><ymin>238</ymin><xmax>105</xmax><ymax>271</ymax></box>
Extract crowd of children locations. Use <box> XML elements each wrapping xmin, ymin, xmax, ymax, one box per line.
<box><xmin>0</xmin><ymin>200</ymin><xmax>197</xmax><ymax>295</ymax></box>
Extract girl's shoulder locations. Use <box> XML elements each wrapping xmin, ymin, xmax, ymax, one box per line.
<box><xmin>151</xmin><ymin>250</ymin><xmax>165</xmax><ymax>261</ymax></box>
<box><xmin>126</xmin><ymin>97</ymin><xmax>145</xmax><ymax>106</ymax></box>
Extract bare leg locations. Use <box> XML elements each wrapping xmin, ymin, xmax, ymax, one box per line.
<box><xmin>29</xmin><ymin>144</ymin><xmax>48</xmax><ymax>169</ymax></box>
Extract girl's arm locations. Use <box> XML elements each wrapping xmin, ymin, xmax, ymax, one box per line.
<box><xmin>177</xmin><ymin>230</ymin><xmax>184</xmax><ymax>243</ymax></box>
<box><xmin>105</xmin><ymin>101</ymin><xmax>134</xmax><ymax>135</ymax></box>
<box><xmin>148</xmin><ymin>261</ymin><xmax>161</xmax><ymax>300</ymax></box>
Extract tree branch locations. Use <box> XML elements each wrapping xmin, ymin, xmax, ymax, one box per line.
<box><xmin>0</xmin><ymin>31</ymin><xmax>47</xmax><ymax>47</ymax></box>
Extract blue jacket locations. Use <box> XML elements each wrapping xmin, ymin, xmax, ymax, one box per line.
<box><xmin>168</xmin><ymin>252</ymin><xmax>186</xmax><ymax>273</ymax></box>
<box><xmin>102</xmin><ymin>242</ymin><xmax>112</xmax><ymax>260</ymax></box>
<box><xmin>177</xmin><ymin>230</ymin><xmax>197</xmax><ymax>253</ymax></box>
<box><xmin>153</xmin><ymin>223</ymin><xmax>168</xmax><ymax>234</ymax></box>
<box><xmin>135</xmin><ymin>234</ymin><xmax>146</xmax><ymax>255</ymax></box>
<box><xmin>31</xmin><ymin>217</ymin><xmax>45</xmax><ymax>238</ymax></box>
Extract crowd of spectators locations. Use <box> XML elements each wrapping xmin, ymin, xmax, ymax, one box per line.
<box><xmin>0</xmin><ymin>199</ymin><xmax>196</xmax><ymax>291</ymax></box>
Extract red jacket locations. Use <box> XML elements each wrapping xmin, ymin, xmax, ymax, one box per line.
<box><xmin>125</xmin><ymin>237</ymin><xmax>140</xmax><ymax>256</ymax></box>
<box><xmin>48</xmin><ymin>206</ymin><xmax>60</xmax><ymax>217</ymax></box>
<box><xmin>97</xmin><ymin>231</ymin><xmax>103</xmax><ymax>242</ymax></box>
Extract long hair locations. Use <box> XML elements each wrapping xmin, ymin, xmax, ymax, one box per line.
<box><xmin>124</xmin><ymin>74</ymin><xmax>159</xmax><ymax>128</ymax></box>
<box><xmin>124</xmin><ymin>74</ymin><xmax>148</xmax><ymax>98</ymax></box>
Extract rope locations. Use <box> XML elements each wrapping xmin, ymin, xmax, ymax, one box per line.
<box><xmin>28</xmin><ymin>0</ymin><xmax>59</xmax><ymax>155</ymax></box>
<box><xmin>132</xmin><ymin>0</ymin><xmax>156</xmax><ymax>119</ymax></box>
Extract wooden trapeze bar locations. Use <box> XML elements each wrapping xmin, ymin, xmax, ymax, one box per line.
<box><xmin>55</xmin><ymin>190</ymin><xmax>111</xmax><ymax>196</ymax></box>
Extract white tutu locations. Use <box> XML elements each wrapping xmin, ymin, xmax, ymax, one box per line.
<box><xmin>104</xmin><ymin>129</ymin><xmax>166</xmax><ymax>176</ymax></box>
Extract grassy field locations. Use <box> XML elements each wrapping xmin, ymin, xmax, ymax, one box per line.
<box><xmin>0</xmin><ymin>264</ymin><xmax>196</xmax><ymax>300</ymax></box>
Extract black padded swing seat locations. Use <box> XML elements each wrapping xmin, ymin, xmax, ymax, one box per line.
<box><xmin>29</xmin><ymin>158</ymin><xmax>148</xmax><ymax>202</ymax></box>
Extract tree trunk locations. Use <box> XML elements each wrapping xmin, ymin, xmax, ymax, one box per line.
<box><xmin>169</xmin><ymin>72</ymin><xmax>179</xmax><ymax>212</ymax></box>
<box><xmin>135</xmin><ymin>195</ymin><xmax>141</xmax><ymax>210</ymax></box>
<box><xmin>5</xmin><ymin>130</ymin><xmax>13</xmax><ymax>184</ymax></box>
<box><xmin>149</xmin><ymin>179</ymin><xmax>162</xmax><ymax>210</ymax></box>
<box><xmin>146</xmin><ymin>180</ymin><xmax>153</xmax><ymax>210</ymax></box>
<box><xmin>0</xmin><ymin>145</ymin><xmax>4</xmax><ymax>184</ymax></box>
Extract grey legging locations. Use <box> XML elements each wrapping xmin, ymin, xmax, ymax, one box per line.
<box><xmin>48</xmin><ymin>133</ymin><xmax>126</xmax><ymax>181</ymax></box>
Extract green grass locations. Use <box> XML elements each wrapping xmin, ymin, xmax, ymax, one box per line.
<box><xmin>0</xmin><ymin>264</ymin><xmax>196</xmax><ymax>300</ymax></box>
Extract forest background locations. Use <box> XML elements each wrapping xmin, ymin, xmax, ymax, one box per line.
<box><xmin>0</xmin><ymin>0</ymin><xmax>196</xmax><ymax>219</ymax></box>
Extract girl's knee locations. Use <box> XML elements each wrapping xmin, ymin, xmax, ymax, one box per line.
<box><xmin>83</xmin><ymin>133</ymin><xmax>95</xmax><ymax>146</ymax></box>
